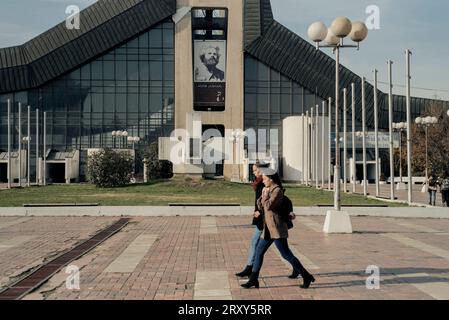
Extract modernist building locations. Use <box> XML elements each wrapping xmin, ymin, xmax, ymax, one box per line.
<box><xmin>0</xmin><ymin>0</ymin><xmax>448</xmax><ymax>183</ymax></box>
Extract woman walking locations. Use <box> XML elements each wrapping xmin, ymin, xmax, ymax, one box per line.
<box><xmin>235</xmin><ymin>162</ymin><xmax>296</xmax><ymax>278</ymax></box>
<box><xmin>241</xmin><ymin>169</ymin><xmax>315</xmax><ymax>289</ymax></box>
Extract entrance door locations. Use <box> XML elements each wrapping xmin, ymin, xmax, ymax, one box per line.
<box><xmin>48</xmin><ymin>163</ymin><xmax>66</xmax><ymax>183</ymax></box>
<box><xmin>0</xmin><ymin>163</ymin><xmax>7</xmax><ymax>183</ymax></box>
<box><xmin>202</xmin><ymin>125</ymin><xmax>225</xmax><ymax>177</ymax></box>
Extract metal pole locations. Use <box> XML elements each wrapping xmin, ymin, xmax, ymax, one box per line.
<box><xmin>18</xmin><ymin>103</ymin><xmax>22</xmax><ymax>187</ymax></box>
<box><xmin>311</xmin><ymin>107</ymin><xmax>315</xmax><ymax>187</ymax></box>
<box><xmin>43</xmin><ymin>112</ymin><xmax>47</xmax><ymax>186</ymax></box>
<box><xmin>7</xmin><ymin>99</ymin><xmax>12</xmax><ymax>189</ymax></box>
<box><xmin>301</xmin><ymin>114</ymin><xmax>305</xmax><ymax>185</ymax></box>
<box><xmin>362</xmin><ymin>77</ymin><xmax>367</xmax><ymax>196</ymax></box>
<box><xmin>27</xmin><ymin>106</ymin><xmax>31</xmax><ymax>187</ymax></box>
<box><xmin>374</xmin><ymin>69</ymin><xmax>380</xmax><ymax>197</ymax></box>
<box><xmin>388</xmin><ymin>61</ymin><xmax>395</xmax><ymax>200</ymax></box>
<box><xmin>406</xmin><ymin>49</ymin><xmax>413</xmax><ymax>204</ymax></box>
<box><xmin>399</xmin><ymin>129</ymin><xmax>403</xmax><ymax>183</ymax></box>
<box><xmin>306</xmin><ymin>110</ymin><xmax>310</xmax><ymax>187</ymax></box>
<box><xmin>315</xmin><ymin>104</ymin><xmax>319</xmax><ymax>189</ymax></box>
<box><xmin>334</xmin><ymin>47</ymin><xmax>341</xmax><ymax>211</ymax></box>
<box><xmin>36</xmin><ymin>109</ymin><xmax>39</xmax><ymax>185</ymax></box>
<box><xmin>322</xmin><ymin>101</ymin><xmax>325</xmax><ymax>188</ymax></box>
<box><xmin>351</xmin><ymin>83</ymin><xmax>356</xmax><ymax>193</ymax></box>
<box><xmin>328</xmin><ymin>97</ymin><xmax>332</xmax><ymax>191</ymax></box>
<box><xmin>425</xmin><ymin>125</ymin><xmax>428</xmax><ymax>187</ymax></box>
<box><xmin>343</xmin><ymin>88</ymin><xmax>348</xmax><ymax>193</ymax></box>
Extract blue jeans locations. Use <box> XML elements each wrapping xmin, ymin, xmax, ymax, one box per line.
<box><xmin>247</xmin><ymin>227</ymin><xmax>263</xmax><ymax>266</ymax></box>
<box><xmin>428</xmin><ymin>190</ymin><xmax>436</xmax><ymax>206</ymax></box>
<box><xmin>253</xmin><ymin>238</ymin><xmax>305</xmax><ymax>275</ymax></box>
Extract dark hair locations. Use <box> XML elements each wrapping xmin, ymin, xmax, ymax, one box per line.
<box><xmin>266</xmin><ymin>172</ymin><xmax>284</xmax><ymax>190</ymax></box>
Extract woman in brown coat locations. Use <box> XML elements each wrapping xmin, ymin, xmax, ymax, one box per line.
<box><xmin>241</xmin><ymin>169</ymin><xmax>315</xmax><ymax>289</ymax></box>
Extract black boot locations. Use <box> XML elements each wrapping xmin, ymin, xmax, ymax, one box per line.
<box><xmin>289</xmin><ymin>269</ymin><xmax>300</xmax><ymax>279</ymax></box>
<box><xmin>235</xmin><ymin>265</ymin><xmax>252</xmax><ymax>278</ymax></box>
<box><xmin>300</xmin><ymin>271</ymin><xmax>316</xmax><ymax>289</ymax></box>
<box><xmin>241</xmin><ymin>272</ymin><xmax>260</xmax><ymax>289</ymax></box>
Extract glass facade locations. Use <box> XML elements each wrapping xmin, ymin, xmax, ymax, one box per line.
<box><xmin>244</xmin><ymin>54</ymin><xmax>325</xmax><ymax>174</ymax></box>
<box><xmin>0</xmin><ymin>20</ymin><xmax>174</xmax><ymax>180</ymax></box>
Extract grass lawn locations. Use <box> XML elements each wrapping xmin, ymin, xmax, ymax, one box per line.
<box><xmin>0</xmin><ymin>178</ymin><xmax>406</xmax><ymax>207</ymax></box>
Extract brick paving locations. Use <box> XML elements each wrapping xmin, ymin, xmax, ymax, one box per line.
<box><xmin>1</xmin><ymin>215</ymin><xmax>449</xmax><ymax>300</ymax></box>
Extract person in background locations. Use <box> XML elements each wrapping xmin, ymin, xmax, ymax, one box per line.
<box><xmin>428</xmin><ymin>174</ymin><xmax>438</xmax><ymax>206</ymax></box>
<box><xmin>440</xmin><ymin>171</ymin><xmax>449</xmax><ymax>207</ymax></box>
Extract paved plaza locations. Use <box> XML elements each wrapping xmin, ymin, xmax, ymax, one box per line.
<box><xmin>1</xmin><ymin>214</ymin><xmax>449</xmax><ymax>300</ymax></box>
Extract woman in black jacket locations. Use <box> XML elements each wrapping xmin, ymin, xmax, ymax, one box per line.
<box><xmin>235</xmin><ymin>162</ymin><xmax>268</xmax><ymax>277</ymax></box>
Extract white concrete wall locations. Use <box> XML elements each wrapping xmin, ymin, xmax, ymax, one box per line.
<box><xmin>283</xmin><ymin>116</ymin><xmax>329</xmax><ymax>183</ymax></box>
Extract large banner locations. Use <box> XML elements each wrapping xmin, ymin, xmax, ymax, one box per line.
<box><xmin>193</xmin><ymin>40</ymin><xmax>227</xmax><ymax>110</ymax></box>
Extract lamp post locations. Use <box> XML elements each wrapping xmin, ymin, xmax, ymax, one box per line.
<box><xmin>388</xmin><ymin>60</ymin><xmax>395</xmax><ymax>200</ymax></box>
<box><xmin>322</xmin><ymin>101</ymin><xmax>326</xmax><ymax>188</ymax></box>
<box><xmin>316</xmin><ymin>104</ymin><xmax>320</xmax><ymax>189</ymax></box>
<box><xmin>311</xmin><ymin>107</ymin><xmax>315</xmax><ymax>186</ymax></box>
<box><xmin>301</xmin><ymin>113</ymin><xmax>305</xmax><ymax>185</ymax></box>
<box><xmin>405</xmin><ymin>49</ymin><xmax>413</xmax><ymax>204</ymax></box>
<box><xmin>306</xmin><ymin>111</ymin><xmax>310</xmax><ymax>187</ymax></box>
<box><xmin>7</xmin><ymin>99</ymin><xmax>11</xmax><ymax>189</ymax></box>
<box><xmin>343</xmin><ymin>88</ymin><xmax>348</xmax><ymax>193</ymax></box>
<box><xmin>27</xmin><ymin>106</ymin><xmax>31</xmax><ymax>187</ymax></box>
<box><xmin>393</xmin><ymin>122</ymin><xmax>407</xmax><ymax>189</ymax></box>
<box><xmin>18</xmin><ymin>103</ymin><xmax>22</xmax><ymax>188</ymax></box>
<box><xmin>308</xmin><ymin>17</ymin><xmax>368</xmax><ymax>233</ymax></box>
<box><xmin>373</xmin><ymin>70</ymin><xmax>380</xmax><ymax>198</ymax></box>
<box><xmin>361</xmin><ymin>77</ymin><xmax>368</xmax><ymax>196</ymax></box>
<box><xmin>328</xmin><ymin>97</ymin><xmax>332</xmax><ymax>191</ymax></box>
<box><xmin>351</xmin><ymin>83</ymin><xmax>356</xmax><ymax>193</ymax></box>
<box><xmin>127</xmin><ymin>136</ymin><xmax>141</xmax><ymax>180</ymax></box>
<box><xmin>415</xmin><ymin>116</ymin><xmax>438</xmax><ymax>189</ymax></box>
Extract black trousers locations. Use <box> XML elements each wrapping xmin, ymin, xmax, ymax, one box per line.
<box><xmin>442</xmin><ymin>190</ymin><xmax>449</xmax><ymax>207</ymax></box>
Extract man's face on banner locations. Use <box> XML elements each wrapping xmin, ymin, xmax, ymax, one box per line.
<box><xmin>202</xmin><ymin>47</ymin><xmax>220</xmax><ymax>66</ymax></box>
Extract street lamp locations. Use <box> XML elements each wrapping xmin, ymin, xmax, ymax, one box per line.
<box><xmin>308</xmin><ymin>17</ymin><xmax>368</xmax><ymax>217</ymax></box>
<box><xmin>393</xmin><ymin>122</ymin><xmax>408</xmax><ymax>189</ymax></box>
<box><xmin>127</xmin><ymin>136</ymin><xmax>141</xmax><ymax>181</ymax></box>
<box><xmin>415</xmin><ymin>116</ymin><xmax>438</xmax><ymax>189</ymax></box>
<box><xmin>309</xmin><ymin>17</ymin><xmax>368</xmax><ymax>233</ymax></box>
<box><xmin>112</xmin><ymin>130</ymin><xmax>128</xmax><ymax>149</ymax></box>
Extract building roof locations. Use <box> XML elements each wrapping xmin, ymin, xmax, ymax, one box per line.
<box><xmin>0</xmin><ymin>0</ymin><xmax>176</xmax><ymax>93</ymax></box>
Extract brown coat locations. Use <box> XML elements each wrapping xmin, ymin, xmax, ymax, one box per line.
<box><xmin>257</xmin><ymin>184</ymin><xmax>288</xmax><ymax>240</ymax></box>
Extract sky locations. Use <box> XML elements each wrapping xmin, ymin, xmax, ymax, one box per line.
<box><xmin>0</xmin><ymin>0</ymin><xmax>448</xmax><ymax>100</ymax></box>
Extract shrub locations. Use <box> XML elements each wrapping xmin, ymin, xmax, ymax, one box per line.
<box><xmin>88</xmin><ymin>149</ymin><xmax>134</xmax><ymax>188</ymax></box>
<box><xmin>144</xmin><ymin>143</ymin><xmax>173</xmax><ymax>180</ymax></box>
